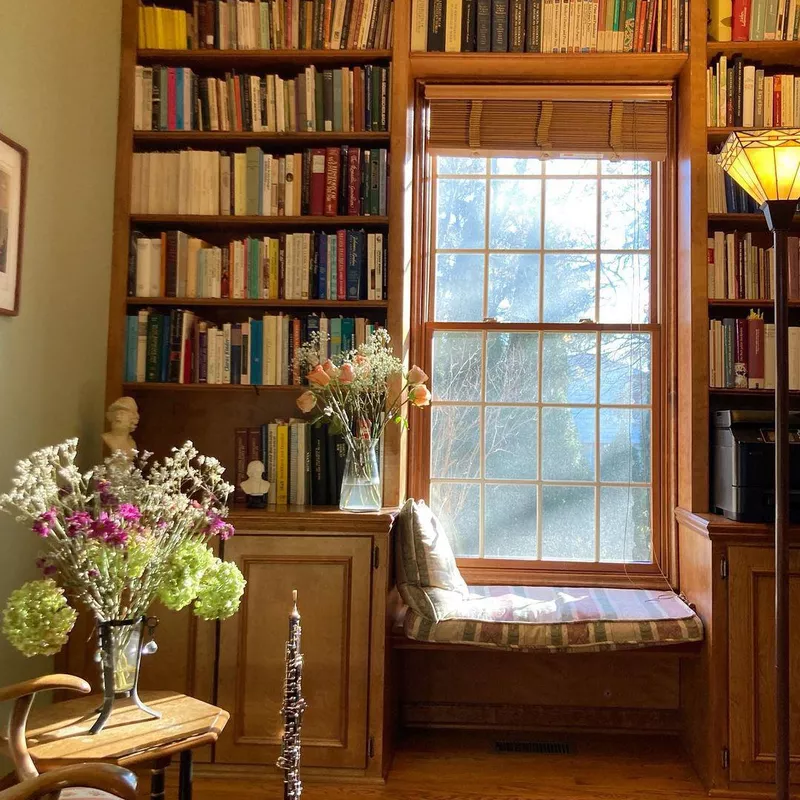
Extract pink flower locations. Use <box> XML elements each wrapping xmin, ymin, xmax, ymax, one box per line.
<box><xmin>408</xmin><ymin>365</ymin><xmax>429</xmax><ymax>384</ymax></box>
<box><xmin>339</xmin><ymin>363</ymin><xmax>355</xmax><ymax>384</ymax></box>
<box><xmin>307</xmin><ymin>364</ymin><xmax>331</xmax><ymax>387</ymax></box>
<box><xmin>66</xmin><ymin>510</ymin><xmax>92</xmax><ymax>537</ymax></box>
<box><xmin>410</xmin><ymin>385</ymin><xmax>431</xmax><ymax>407</ymax></box>
<box><xmin>322</xmin><ymin>359</ymin><xmax>339</xmax><ymax>377</ymax></box>
<box><xmin>297</xmin><ymin>391</ymin><xmax>317</xmax><ymax>414</ymax></box>
<box><xmin>117</xmin><ymin>503</ymin><xmax>141</xmax><ymax>523</ymax></box>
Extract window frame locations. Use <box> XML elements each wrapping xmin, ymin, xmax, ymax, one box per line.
<box><xmin>408</xmin><ymin>93</ymin><xmax>677</xmax><ymax>589</ymax></box>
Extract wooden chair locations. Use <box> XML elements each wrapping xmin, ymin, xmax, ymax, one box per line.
<box><xmin>0</xmin><ymin>674</ymin><xmax>136</xmax><ymax>799</ymax></box>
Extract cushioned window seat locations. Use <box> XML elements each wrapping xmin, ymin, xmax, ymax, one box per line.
<box><xmin>396</xmin><ymin>585</ymin><xmax>704</xmax><ymax>655</ymax></box>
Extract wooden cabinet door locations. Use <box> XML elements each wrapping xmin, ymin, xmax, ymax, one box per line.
<box><xmin>728</xmin><ymin>545</ymin><xmax>800</xmax><ymax>783</ymax></box>
<box><xmin>216</xmin><ymin>535</ymin><xmax>373</xmax><ymax>769</ymax></box>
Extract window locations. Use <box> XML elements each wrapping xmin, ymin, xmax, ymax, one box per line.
<box><xmin>418</xmin><ymin>153</ymin><xmax>661</xmax><ymax>569</ymax></box>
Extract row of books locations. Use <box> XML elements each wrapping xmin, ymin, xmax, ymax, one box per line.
<box><xmin>130</xmin><ymin>147</ymin><xmax>388</xmax><ymax>217</ymax></box>
<box><xmin>707</xmin><ymin>155</ymin><xmax>760</xmax><ymax>214</ymax></box>
<box><xmin>708</xmin><ymin>0</ymin><xmax>800</xmax><ymax>41</ymax></box>
<box><xmin>410</xmin><ymin>0</ymin><xmax>688</xmax><ymax>52</ymax></box>
<box><xmin>707</xmin><ymin>56</ymin><xmax>800</xmax><ymax>128</ymax></box>
<box><xmin>233</xmin><ymin>421</ymin><xmax>384</xmax><ymax>506</ymax></box>
<box><xmin>131</xmin><ymin>229</ymin><xmax>387</xmax><ymax>300</ymax></box>
<box><xmin>124</xmin><ymin>310</ymin><xmax>379</xmax><ymax>384</ymax></box>
<box><xmin>138</xmin><ymin>0</ymin><xmax>393</xmax><ymax>51</ymax></box>
<box><xmin>709</xmin><ymin>314</ymin><xmax>794</xmax><ymax>389</ymax></box>
<box><xmin>707</xmin><ymin>231</ymin><xmax>777</xmax><ymax>301</ymax></box>
<box><xmin>133</xmin><ymin>65</ymin><xmax>390</xmax><ymax>133</ymax></box>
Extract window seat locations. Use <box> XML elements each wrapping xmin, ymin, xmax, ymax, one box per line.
<box><xmin>396</xmin><ymin>585</ymin><xmax>704</xmax><ymax>655</ymax></box>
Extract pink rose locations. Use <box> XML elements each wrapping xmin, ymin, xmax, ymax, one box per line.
<box><xmin>307</xmin><ymin>364</ymin><xmax>330</xmax><ymax>387</ymax></box>
<box><xmin>410</xmin><ymin>385</ymin><xmax>431</xmax><ymax>407</ymax></box>
<box><xmin>408</xmin><ymin>365</ymin><xmax>429</xmax><ymax>384</ymax></box>
<box><xmin>297</xmin><ymin>391</ymin><xmax>317</xmax><ymax>413</ymax></box>
<box><xmin>339</xmin><ymin>363</ymin><xmax>355</xmax><ymax>384</ymax></box>
<box><xmin>322</xmin><ymin>359</ymin><xmax>339</xmax><ymax>377</ymax></box>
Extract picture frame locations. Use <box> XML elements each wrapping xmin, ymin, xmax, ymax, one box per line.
<box><xmin>0</xmin><ymin>132</ymin><xmax>28</xmax><ymax>316</ymax></box>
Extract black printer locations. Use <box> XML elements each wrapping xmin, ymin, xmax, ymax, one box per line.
<box><xmin>712</xmin><ymin>410</ymin><xmax>800</xmax><ymax>522</ymax></box>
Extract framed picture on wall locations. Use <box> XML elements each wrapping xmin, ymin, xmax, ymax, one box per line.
<box><xmin>0</xmin><ymin>132</ymin><xmax>28</xmax><ymax>316</ymax></box>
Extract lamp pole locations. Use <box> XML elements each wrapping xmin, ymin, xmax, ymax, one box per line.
<box><xmin>761</xmin><ymin>198</ymin><xmax>795</xmax><ymax>800</ymax></box>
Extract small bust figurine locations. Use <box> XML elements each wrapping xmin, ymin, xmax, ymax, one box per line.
<box><xmin>240</xmin><ymin>460</ymin><xmax>271</xmax><ymax>508</ymax></box>
<box><xmin>102</xmin><ymin>397</ymin><xmax>139</xmax><ymax>457</ymax></box>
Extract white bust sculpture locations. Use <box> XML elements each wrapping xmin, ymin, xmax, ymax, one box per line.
<box><xmin>240</xmin><ymin>460</ymin><xmax>271</xmax><ymax>498</ymax></box>
<box><xmin>102</xmin><ymin>397</ymin><xmax>139</xmax><ymax>456</ymax></box>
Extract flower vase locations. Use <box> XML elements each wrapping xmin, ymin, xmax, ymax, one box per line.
<box><xmin>340</xmin><ymin>439</ymin><xmax>381</xmax><ymax>512</ymax></box>
<box><xmin>90</xmin><ymin>616</ymin><xmax>161</xmax><ymax>734</ymax></box>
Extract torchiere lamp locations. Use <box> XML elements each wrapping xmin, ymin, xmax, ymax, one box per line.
<box><xmin>719</xmin><ymin>128</ymin><xmax>800</xmax><ymax>800</ymax></box>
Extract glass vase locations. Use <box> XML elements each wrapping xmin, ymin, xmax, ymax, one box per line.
<box><xmin>340</xmin><ymin>439</ymin><xmax>381</xmax><ymax>512</ymax></box>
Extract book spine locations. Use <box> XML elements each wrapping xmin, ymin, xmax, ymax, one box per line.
<box><xmin>428</xmin><ymin>0</ymin><xmax>446</xmax><ymax>49</ymax></box>
<box><xmin>234</xmin><ymin>427</ymin><xmax>248</xmax><ymax>504</ymax></box>
<box><xmin>748</xmin><ymin>317</ymin><xmax>765</xmax><ymax>388</ymax></box>
<box><xmin>509</xmin><ymin>0</ymin><xmax>526</xmax><ymax>47</ymax></box>
<box><xmin>734</xmin><ymin>318</ymin><xmax>748</xmax><ymax>388</ymax></box>
<box><xmin>492</xmin><ymin>0</ymin><xmax>510</xmax><ymax>48</ymax></box>
<box><xmin>462</xmin><ymin>0</ymin><xmax>478</xmax><ymax>48</ymax></box>
<box><xmin>324</xmin><ymin>146</ymin><xmax>341</xmax><ymax>215</ymax></box>
<box><xmin>476</xmin><ymin>0</ymin><xmax>492</xmax><ymax>47</ymax></box>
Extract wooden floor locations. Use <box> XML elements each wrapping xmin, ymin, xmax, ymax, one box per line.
<box><xmin>169</xmin><ymin>731</ymin><xmax>709</xmax><ymax>800</ymax></box>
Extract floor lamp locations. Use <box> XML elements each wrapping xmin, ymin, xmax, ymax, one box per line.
<box><xmin>719</xmin><ymin>129</ymin><xmax>800</xmax><ymax>800</ymax></box>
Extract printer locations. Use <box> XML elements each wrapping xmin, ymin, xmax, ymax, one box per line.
<box><xmin>712</xmin><ymin>409</ymin><xmax>800</xmax><ymax>522</ymax></box>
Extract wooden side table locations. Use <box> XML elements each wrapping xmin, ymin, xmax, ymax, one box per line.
<box><xmin>23</xmin><ymin>692</ymin><xmax>228</xmax><ymax>800</ymax></box>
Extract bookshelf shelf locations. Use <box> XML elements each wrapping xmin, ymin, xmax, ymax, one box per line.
<box><xmin>708</xmin><ymin>299</ymin><xmax>800</xmax><ymax>309</ymax></box>
<box><xmin>126</xmin><ymin>297</ymin><xmax>389</xmax><ymax>308</ymax></box>
<box><xmin>130</xmin><ymin>214</ymin><xmax>390</xmax><ymax>229</ymax></box>
<box><xmin>123</xmin><ymin>382</ymin><xmax>305</xmax><ymax>392</ymax></box>
<box><xmin>706</xmin><ymin>40</ymin><xmax>800</xmax><ymax>65</ymax></box>
<box><xmin>137</xmin><ymin>48</ymin><xmax>393</xmax><ymax>68</ymax></box>
<box><xmin>709</xmin><ymin>387</ymin><xmax>800</xmax><ymax>395</ymax></box>
<box><xmin>133</xmin><ymin>131</ymin><xmax>391</xmax><ymax>147</ymax></box>
<box><xmin>708</xmin><ymin>127</ymin><xmax>747</xmax><ymax>147</ymax></box>
<box><xmin>707</xmin><ymin>212</ymin><xmax>797</xmax><ymax>228</ymax></box>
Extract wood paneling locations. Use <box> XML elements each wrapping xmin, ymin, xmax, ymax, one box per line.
<box><xmin>216</xmin><ymin>535</ymin><xmax>373</xmax><ymax>769</ymax></box>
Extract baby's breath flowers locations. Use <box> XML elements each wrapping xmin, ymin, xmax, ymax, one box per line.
<box><xmin>0</xmin><ymin>440</ymin><xmax>246</xmax><ymax>658</ymax></box>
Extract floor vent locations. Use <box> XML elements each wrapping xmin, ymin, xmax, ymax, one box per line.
<box><xmin>494</xmin><ymin>740</ymin><xmax>571</xmax><ymax>755</ymax></box>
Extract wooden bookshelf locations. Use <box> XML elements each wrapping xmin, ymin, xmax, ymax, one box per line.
<box><xmin>129</xmin><ymin>214</ymin><xmax>390</xmax><ymax>228</ymax></box>
<box><xmin>125</xmin><ymin>297</ymin><xmax>389</xmax><ymax>308</ymax></box>
<box><xmin>137</xmin><ymin>48</ymin><xmax>393</xmax><ymax>67</ymax></box>
<box><xmin>122</xmin><ymin>382</ymin><xmax>305</xmax><ymax>392</ymax></box>
<box><xmin>134</xmin><ymin>131</ymin><xmax>391</xmax><ymax>146</ymax></box>
<box><xmin>706</xmin><ymin>39</ymin><xmax>800</xmax><ymax>64</ymax></box>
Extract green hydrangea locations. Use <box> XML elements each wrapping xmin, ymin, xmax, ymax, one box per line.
<box><xmin>158</xmin><ymin>539</ymin><xmax>216</xmax><ymax>611</ymax></box>
<box><xmin>3</xmin><ymin>579</ymin><xmax>77</xmax><ymax>657</ymax></box>
<box><xmin>194</xmin><ymin>559</ymin><xmax>246</xmax><ymax>620</ymax></box>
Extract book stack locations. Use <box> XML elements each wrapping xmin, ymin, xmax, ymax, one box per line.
<box><xmin>138</xmin><ymin>0</ymin><xmax>394</xmax><ymax>50</ymax></box>
<box><xmin>709</xmin><ymin>0</ymin><xmax>800</xmax><ymax>41</ymax></box>
<box><xmin>233</xmin><ymin>421</ymin><xmax>384</xmax><ymax>506</ymax></box>
<box><xmin>708</xmin><ymin>313</ymin><xmax>799</xmax><ymax>390</ymax></box>
<box><xmin>410</xmin><ymin>0</ymin><xmax>688</xmax><ymax>52</ymax></box>
<box><xmin>707</xmin><ymin>231</ymin><xmax>776</xmax><ymax>300</ymax></box>
<box><xmin>707</xmin><ymin>154</ymin><xmax>760</xmax><ymax>214</ymax></box>
<box><xmin>707</xmin><ymin>56</ymin><xmax>800</xmax><ymax>128</ymax></box>
<box><xmin>130</xmin><ymin>229</ymin><xmax>387</xmax><ymax>300</ymax></box>
<box><xmin>125</xmin><ymin>310</ymin><xmax>379</xmax><ymax>384</ymax></box>
<box><xmin>130</xmin><ymin>147</ymin><xmax>389</xmax><ymax>216</ymax></box>
<box><xmin>133</xmin><ymin>65</ymin><xmax>390</xmax><ymax>133</ymax></box>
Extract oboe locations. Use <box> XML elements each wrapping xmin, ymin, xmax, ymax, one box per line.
<box><xmin>277</xmin><ymin>589</ymin><xmax>306</xmax><ymax>800</ymax></box>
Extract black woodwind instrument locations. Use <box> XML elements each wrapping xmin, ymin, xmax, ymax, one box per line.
<box><xmin>277</xmin><ymin>589</ymin><xmax>306</xmax><ymax>800</ymax></box>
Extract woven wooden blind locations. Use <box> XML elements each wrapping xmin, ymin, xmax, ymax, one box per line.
<box><xmin>427</xmin><ymin>98</ymin><xmax>670</xmax><ymax>160</ymax></box>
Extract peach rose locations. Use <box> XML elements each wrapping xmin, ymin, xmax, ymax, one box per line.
<box><xmin>307</xmin><ymin>364</ymin><xmax>330</xmax><ymax>387</ymax></box>
<box><xmin>407</xmin><ymin>365</ymin><xmax>429</xmax><ymax>384</ymax></box>
<box><xmin>339</xmin><ymin>363</ymin><xmax>355</xmax><ymax>384</ymax></box>
<box><xmin>297</xmin><ymin>391</ymin><xmax>317</xmax><ymax>413</ymax></box>
<box><xmin>322</xmin><ymin>359</ymin><xmax>339</xmax><ymax>377</ymax></box>
<box><xmin>410</xmin><ymin>385</ymin><xmax>431</xmax><ymax>407</ymax></box>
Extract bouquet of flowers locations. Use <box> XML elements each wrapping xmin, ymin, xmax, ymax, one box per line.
<box><xmin>295</xmin><ymin>328</ymin><xmax>430</xmax><ymax>511</ymax></box>
<box><xmin>0</xmin><ymin>440</ymin><xmax>246</xmax><ymax>661</ymax></box>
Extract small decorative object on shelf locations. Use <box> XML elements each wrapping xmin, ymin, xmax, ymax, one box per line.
<box><xmin>102</xmin><ymin>396</ymin><xmax>140</xmax><ymax>456</ymax></box>
<box><xmin>240</xmin><ymin>460</ymin><xmax>271</xmax><ymax>508</ymax></box>
<box><xmin>295</xmin><ymin>328</ymin><xmax>430</xmax><ymax>511</ymax></box>
<box><xmin>0</xmin><ymin>439</ymin><xmax>246</xmax><ymax>733</ymax></box>
<box><xmin>278</xmin><ymin>590</ymin><xmax>305</xmax><ymax>800</ymax></box>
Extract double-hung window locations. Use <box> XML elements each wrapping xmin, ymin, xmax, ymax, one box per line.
<box><xmin>412</xmin><ymin>87</ymin><xmax>672</xmax><ymax>577</ymax></box>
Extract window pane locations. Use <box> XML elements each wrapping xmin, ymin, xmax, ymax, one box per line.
<box><xmin>599</xmin><ymin>408</ymin><xmax>651</xmax><ymax>483</ymax></box>
<box><xmin>602</xmin><ymin>160</ymin><xmax>651</xmax><ymax>176</ymax></box>
<box><xmin>542</xmin><ymin>254</ymin><xmax>595</xmax><ymax>323</ymax></box>
<box><xmin>487</xmin><ymin>253</ymin><xmax>540</xmax><ymax>323</ymax></box>
<box><xmin>432</xmin><ymin>331</ymin><xmax>482</xmax><ymax>401</ymax></box>
<box><xmin>486</xmin><ymin>332</ymin><xmax>539</xmax><ymax>402</ymax></box>
<box><xmin>430</xmin><ymin>482</ymin><xmax>481</xmax><ymax>556</ymax></box>
<box><xmin>435</xmin><ymin>253</ymin><xmax>484</xmax><ymax>322</ymax></box>
<box><xmin>485</xmin><ymin>484</ymin><xmax>538</xmax><ymax>558</ymax></box>
<box><xmin>437</xmin><ymin>156</ymin><xmax>485</xmax><ymax>175</ymax></box>
<box><xmin>541</xmin><ymin>407</ymin><xmax>595</xmax><ymax>481</ymax></box>
<box><xmin>599</xmin><ymin>333</ymin><xmax>651</xmax><ymax>405</ymax></box>
<box><xmin>436</xmin><ymin>179</ymin><xmax>486</xmax><ymax>249</ymax></box>
<box><xmin>601</xmin><ymin>178</ymin><xmax>650</xmax><ymax>250</ymax></box>
<box><xmin>489</xmin><ymin>179</ymin><xmax>541</xmax><ymax>249</ymax></box>
<box><xmin>545</xmin><ymin>158</ymin><xmax>598</xmax><ymax>175</ymax></box>
<box><xmin>600</xmin><ymin>487</ymin><xmax>652</xmax><ymax>562</ymax></box>
<box><xmin>491</xmin><ymin>157</ymin><xmax>541</xmax><ymax>175</ymax></box>
<box><xmin>599</xmin><ymin>254</ymin><xmax>650</xmax><ymax>324</ymax></box>
<box><xmin>431</xmin><ymin>406</ymin><xmax>481</xmax><ymax>478</ymax></box>
<box><xmin>541</xmin><ymin>332</ymin><xmax>596</xmax><ymax>404</ymax></box>
<box><xmin>541</xmin><ymin>485</ymin><xmax>595</xmax><ymax>561</ymax></box>
<box><xmin>485</xmin><ymin>406</ymin><xmax>538</xmax><ymax>479</ymax></box>
<box><xmin>544</xmin><ymin>179</ymin><xmax>597</xmax><ymax>249</ymax></box>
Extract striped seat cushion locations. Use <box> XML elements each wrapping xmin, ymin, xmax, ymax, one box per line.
<box><xmin>60</xmin><ymin>791</ymin><xmax>120</xmax><ymax>799</ymax></box>
<box><xmin>403</xmin><ymin>585</ymin><xmax>704</xmax><ymax>653</ymax></box>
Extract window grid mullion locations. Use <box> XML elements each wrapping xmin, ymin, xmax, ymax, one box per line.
<box><xmin>479</xmin><ymin>158</ymin><xmax>490</xmax><ymax>559</ymax></box>
<box><xmin>537</xmin><ymin>172</ymin><xmax>546</xmax><ymax>560</ymax></box>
